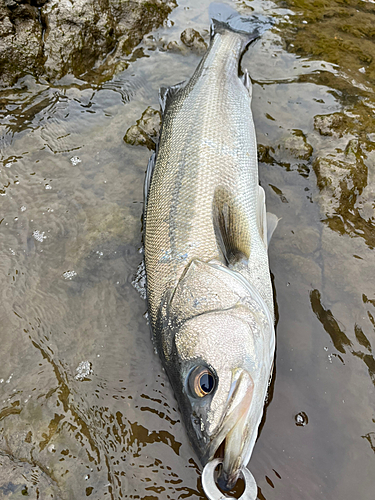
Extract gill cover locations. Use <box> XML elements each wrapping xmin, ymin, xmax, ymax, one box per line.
<box><xmin>160</xmin><ymin>259</ymin><xmax>275</xmax><ymax>486</ymax></box>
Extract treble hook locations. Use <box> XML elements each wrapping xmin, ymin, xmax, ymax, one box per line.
<box><xmin>201</xmin><ymin>458</ymin><xmax>258</xmax><ymax>500</ymax></box>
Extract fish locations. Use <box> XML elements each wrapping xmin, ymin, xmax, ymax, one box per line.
<box><xmin>143</xmin><ymin>2</ymin><xmax>277</xmax><ymax>496</ymax></box>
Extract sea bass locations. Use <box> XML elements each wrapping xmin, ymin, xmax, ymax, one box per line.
<box><xmin>144</xmin><ymin>3</ymin><xmax>277</xmax><ymax>498</ymax></box>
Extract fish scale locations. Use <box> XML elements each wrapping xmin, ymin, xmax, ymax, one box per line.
<box><xmin>145</xmin><ymin>30</ymin><xmax>272</xmax><ymax>326</ymax></box>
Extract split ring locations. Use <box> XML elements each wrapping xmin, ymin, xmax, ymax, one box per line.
<box><xmin>201</xmin><ymin>458</ymin><xmax>258</xmax><ymax>500</ymax></box>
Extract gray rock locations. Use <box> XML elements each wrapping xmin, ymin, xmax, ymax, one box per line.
<box><xmin>166</xmin><ymin>40</ymin><xmax>182</xmax><ymax>52</ymax></box>
<box><xmin>0</xmin><ymin>1</ymin><xmax>44</xmax><ymax>86</ymax></box>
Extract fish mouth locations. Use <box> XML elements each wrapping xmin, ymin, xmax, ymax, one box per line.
<box><xmin>202</xmin><ymin>369</ymin><xmax>255</xmax><ymax>491</ymax></box>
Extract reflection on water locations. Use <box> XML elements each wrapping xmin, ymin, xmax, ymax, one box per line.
<box><xmin>0</xmin><ymin>0</ymin><xmax>374</xmax><ymax>498</ymax></box>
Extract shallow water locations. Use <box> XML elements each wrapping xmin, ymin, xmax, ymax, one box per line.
<box><xmin>0</xmin><ymin>0</ymin><xmax>374</xmax><ymax>499</ymax></box>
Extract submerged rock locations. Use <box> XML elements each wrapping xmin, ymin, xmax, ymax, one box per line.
<box><xmin>313</xmin><ymin>138</ymin><xmax>368</xmax><ymax>214</ymax></box>
<box><xmin>314</xmin><ymin>113</ymin><xmax>349</xmax><ymax>138</ymax></box>
<box><xmin>258</xmin><ymin>129</ymin><xmax>313</xmax><ymax>178</ymax></box>
<box><xmin>313</xmin><ymin>138</ymin><xmax>375</xmax><ymax>248</ymax></box>
<box><xmin>0</xmin><ymin>0</ymin><xmax>176</xmax><ymax>86</ymax></box>
<box><xmin>276</xmin><ymin>129</ymin><xmax>313</xmax><ymax>161</ymax></box>
<box><xmin>0</xmin><ymin>453</ymin><xmax>62</xmax><ymax>499</ymax></box>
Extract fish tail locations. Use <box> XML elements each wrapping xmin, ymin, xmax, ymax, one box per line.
<box><xmin>209</xmin><ymin>3</ymin><xmax>273</xmax><ymax>51</ymax></box>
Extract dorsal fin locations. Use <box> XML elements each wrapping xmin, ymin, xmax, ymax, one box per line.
<box><xmin>159</xmin><ymin>81</ymin><xmax>185</xmax><ymax>114</ymax></box>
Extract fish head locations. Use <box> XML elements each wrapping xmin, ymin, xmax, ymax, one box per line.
<box><xmin>165</xmin><ymin>303</ymin><xmax>273</xmax><ymax>491</ymax></box>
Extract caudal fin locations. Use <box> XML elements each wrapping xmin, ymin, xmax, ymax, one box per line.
<box><xmin>209</xmin><ymin>3</ymin><xmax>273</xmax><ymax>47</ymax></box>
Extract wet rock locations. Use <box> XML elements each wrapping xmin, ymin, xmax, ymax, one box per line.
<box><xmin>125</xmin><ymin>124</ymin><xmax>150</xmax><ymax>148</ymax></box>
<box><xmin>0</xmin><ymin>0</ymin><xmax>44</xmax><ymax>86</ymax></box>
<box><xmin>180</xmin><ymin>28</ymin><xmax>207</xmax><ymax>53</ymax></box>
<box><xmin>0</xmin><ymin>453</ymin><xmax>62</xmax><ymax>499</ymax></box>
<box><xmin>124</xmin><ymin>106</ymin><xmax>161</xmax><ymax>150</ymax></box>
<box><xmin>0</xmin><ymin>0</ymin><xmax>176</xmax><ymax>86</ymax></box>
<box><xmin>143</xmin><ymin>35</ymin><xmax>182</xmax><ymax>54</ymax></box>
<box><xmin>139</xmin><ymin>106</ymin><xmax>162</xmax><ymax>138</ymax></box>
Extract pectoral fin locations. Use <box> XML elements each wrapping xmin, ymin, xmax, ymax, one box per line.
<box><xmin>212</xmin><ymin>185</ymin><xmax>277</xmax><ymax>265</ymax></box>
<box><xmin>241</xmin><ymin>69</ymin><xmax>252</xmax><ymax>99</ymax></box>
<box><xmin>213</xmin><ymin>187</ymin><xmax>251</xmax><ymax>266</ymax></box>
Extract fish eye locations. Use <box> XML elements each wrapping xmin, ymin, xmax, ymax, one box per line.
<box><xmin>189</xmin><ymin>366</ymin><xmax>215</xmax><ymax>398</ymax></box>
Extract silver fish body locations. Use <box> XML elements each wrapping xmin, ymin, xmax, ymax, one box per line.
<box><xmin>144</xmin><ymin>3</ymin><xmax>276</xmax><ymax>494</ymax></box>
